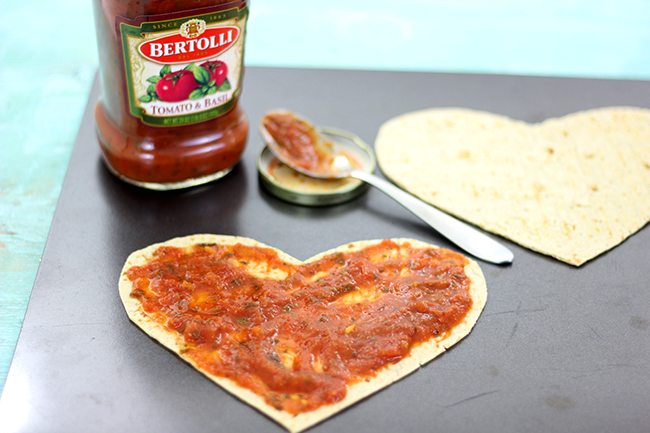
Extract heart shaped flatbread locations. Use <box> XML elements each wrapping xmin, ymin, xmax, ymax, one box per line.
<box><xmin>120</xmin><ymin>234</ymin><xmax>486</xmax><ymax>432</ymax></box>
<box><xmin>376</xmin><ymin>107</ymin><xmax>650</xmax><ymax>266</ymax></box>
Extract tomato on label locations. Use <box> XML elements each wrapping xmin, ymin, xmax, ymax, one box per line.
<box><xmin>201</xmin><ymin>60</ymin><xmax>228</xmax><ymax>86</ymax></box>
<box><xmin>155</xmin><ymin>70</ymin><xmax>199</xmax><ymax>102</ymax></box>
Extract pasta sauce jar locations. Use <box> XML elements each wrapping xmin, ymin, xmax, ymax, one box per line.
<box><xmin>93</xmin><ymin>0</ymin><xmax>249</xmax><ymax>190</ymax></box>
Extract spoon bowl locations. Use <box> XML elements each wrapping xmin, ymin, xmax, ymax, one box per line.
<box><xmin>260</xmin><ymin>110</ymin><xmax>352</xmax><ymax>180</ymax></box>
<box><xmin>257</xmin><ymin>127</ymin><xmax>376</xmax><ymax>206</ymax></box>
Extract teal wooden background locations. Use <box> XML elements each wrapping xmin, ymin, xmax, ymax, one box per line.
<box><xmin>1</xmin><ymin>0</ymin><xmax>649</xmax><ymax>392</ymax></box>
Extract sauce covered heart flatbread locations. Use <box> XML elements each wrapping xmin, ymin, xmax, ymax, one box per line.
<box><xmin>120</xmin><ymin>235</ymin><xmax>487</xmax><ymax>432</ymax></box>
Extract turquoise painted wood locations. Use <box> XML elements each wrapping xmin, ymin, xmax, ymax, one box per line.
<box><xmin>1</xmin><ymin>0</ymin><xmax>649</xmax><ymax>392</ymax></box>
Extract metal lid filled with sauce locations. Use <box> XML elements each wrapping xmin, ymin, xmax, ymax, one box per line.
<box><xmin>257</xmin><ymin>128</ymin><xmax>376</xmax><ymax>206</ymax></box>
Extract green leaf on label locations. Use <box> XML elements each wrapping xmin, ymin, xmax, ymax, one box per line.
<box><xmin>218</xmin><ymin>79</ymin><xmax>232</xmax><ymax>91</ymax></box>
<box><xmin>208</xmin><ymin>80</ymin><xmax>216</xmax><ymax>88</ymax></box>
<box><xmin>160</xmin><ymin>65</ymin><xmax>171</xmax><ymax>77</ymax></box>
<box><xmin>146</xmin><ymin>75</ymin><xmax>160</xmax><ymax>84</ymax></box>
<box><xmin>189</xmin><ymin>89</ymin><xmax>204</xmax><ymax>100</ymax></box>
<box><xmin>138</xmin><ymin>95</ymin><xmax>152</xmax><ymax>103</ymax></box>
<box><xmin>188</xmin><ymin>64</ymin><xmax>211</xmax><ymax>85</ymax></box>
<box><xmin>207</xmin><ymin>86</ymin><xmax>217</xmax><ymax>95</ymax></box>
<box><xmin>147</xmin><ymin>84</ymin><xmax>156</xmax><ymax>95</ymax></box>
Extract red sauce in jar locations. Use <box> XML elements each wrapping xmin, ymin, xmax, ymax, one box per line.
<box><xmin>93</xmin><ymin>0</ymin><xmax>249</xmax><ymax>188</ymax></box>
<box><xmin>126</xmin><ymin>240</ymin><xmax>472</xmax><ymax>414</ymax></box>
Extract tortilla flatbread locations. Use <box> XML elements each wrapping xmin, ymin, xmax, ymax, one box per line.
<box><xmin>119</xmin><ymin>234</ymin><xmax>487</xmax><ymax>432</ymax></box>
<box><xmin>375</xmin><ymin>107</ymin><xmax>650</xmax><ymax>266</ymax></box>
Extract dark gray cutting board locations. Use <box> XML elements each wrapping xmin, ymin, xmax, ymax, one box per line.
<box><xmin>1</xmin><ymin>67</ymin><xmax>649</xmax><ymax>433</ymax></box>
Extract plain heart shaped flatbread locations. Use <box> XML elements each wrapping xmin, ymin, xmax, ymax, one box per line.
<box><xmin>376</xmin><ymin>107</ymin><xmax>650</xmax><ymax>266</ymax></box>
<box><xmin>119</xmin><ymin>234</ymin><xmax>487</xmax><ymax>432</ymax></box>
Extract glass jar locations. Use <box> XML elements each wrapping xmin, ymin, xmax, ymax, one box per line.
<box><xmin>93</xmin><ymin>0</ymin><xmax>249</xmax><ymax>190</ymax></box>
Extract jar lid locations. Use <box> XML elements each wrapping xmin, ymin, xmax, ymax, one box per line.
<box><xmin>257</xmin><ymin>127</ymin><xmax>376</xmax><ymax>206</ymax></box>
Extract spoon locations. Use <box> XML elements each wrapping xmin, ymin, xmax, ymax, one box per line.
<box><xmin>260</xmin><ymin>110</ymin><xmax>514</xmax><ymax>265</ymax></box>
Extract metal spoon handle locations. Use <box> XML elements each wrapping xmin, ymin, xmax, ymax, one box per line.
<box><xmin>350</xmin><ymin>170</ymin><xmax>513</xmax><ymax>264</ymax></box>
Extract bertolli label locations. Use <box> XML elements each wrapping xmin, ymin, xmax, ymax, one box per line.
<box><xmin>119</xmin><ymin>6</ymin><xmax>248</xmax><ymax>126</ymax></box>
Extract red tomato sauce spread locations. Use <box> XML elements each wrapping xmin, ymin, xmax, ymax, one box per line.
<box><xmin>262</xmin><ymin>112</ymin><xmax>335</xmax><ymax>173</ymax></box>
<box><xmin>126</xmin><ymin>240</ymin><xmax>472</xmax><ymax>414</ymax></box>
